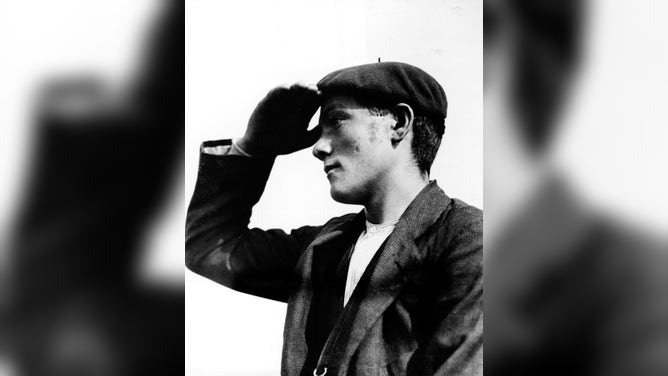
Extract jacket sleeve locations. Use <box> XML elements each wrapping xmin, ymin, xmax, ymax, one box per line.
<box><xmin>421</xmin><ymin>204</ymin><xmax>483</xmax><ymax>376</ymax></box>
<box><xmin>186</xmin><ymin>139</ymin><xmax>321</xmax><ymax>302</ymax></box>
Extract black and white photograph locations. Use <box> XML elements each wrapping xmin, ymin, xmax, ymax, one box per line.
<box><xmin>3</xmin><ymin>1</ymin><xmax>668</xmax><ymax>375</ymax></box>
<box><xmin>185</xmin><ymin>0</ymin><xmax>482</xmax><ymax>375</ymax></box>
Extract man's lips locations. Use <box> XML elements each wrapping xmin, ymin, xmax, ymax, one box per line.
<box><xmin>324</xmin><ymin>162</ymin><xmax>341</xmax><ymax>174</ymax></box>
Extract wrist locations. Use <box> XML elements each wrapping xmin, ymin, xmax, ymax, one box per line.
<box><xmin>237</xmin><ymin>137</ymin><xmax>272</xmax><ymax>158</ymax></box>
<box><xmin>228</xmin><ymin>139</ymin><xmax>252</xmax><ymax>157</ymax></box>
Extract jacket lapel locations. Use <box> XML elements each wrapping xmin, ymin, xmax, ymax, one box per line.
<box><xmin>282</xmin><ymin>213</ymin><xmax>365</xmax><ymax>376</ymax></box>
<box><xmin>316</xmin><ymin>181</ymin><xmax>453</xmax><ymax>373</ymax></box>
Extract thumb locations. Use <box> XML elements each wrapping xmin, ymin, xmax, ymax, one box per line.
<box><xmin>298</xmin><ymin>125</ymin><xmax>322</xmax><ymax>149</ymax></box>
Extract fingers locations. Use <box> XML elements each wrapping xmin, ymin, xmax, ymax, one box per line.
<box><xmin>249</xmin><ymin>82</ymin><xmax>322</xmax><ymax>155</ymax></box>
<box><xmin>265</xmin><ymin>83</ymin><xmax>291</xmax><ymax>96</ymax></box>
<box><xmin>290</xmin><ymin>81</ymin><xmax>320</xmax><ymax>94</ymax></box>
<box><xmin>290</xmin><ymin>82</ymin><xmax>322</xmax><ymax>112</ymax></box>
<box><xmin>269</xmin><ymin>82</ymin><xmax>319</xmax><ymax>94</ymax></box>
<box><xmin>263</xmin><ymin>82</ymin><xmax>320</xmax><ymax>108</ymax></box>
<box><xmin>287</xmin><ymin>82</ymin><xmax>321</xmax><ymax>125</ymax></box>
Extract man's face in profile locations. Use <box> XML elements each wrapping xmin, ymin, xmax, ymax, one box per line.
<box><xmin>313</xmin><ymin>95</ymin><xmax>396</xmax><ymax>205</ymax></box>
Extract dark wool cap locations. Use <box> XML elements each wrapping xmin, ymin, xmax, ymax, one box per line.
<box><xmin>317</xmin><ymin>61</ymin><xmax>447</xmax><ymax>118</ymax></box>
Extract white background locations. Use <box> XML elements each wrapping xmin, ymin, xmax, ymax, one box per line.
<box><xmin>185</xmin><ymin>0</ymin><xmax>482</xmax><ymax>375</ymax></box>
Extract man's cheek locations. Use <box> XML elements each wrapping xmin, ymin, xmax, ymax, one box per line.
<box><xmin>338</xmin><ymin>129</ymin><xmax>361</xmax><ymax>152</ymax></box>
<box><xmin>367</xmin><ymin>120</ymin><xmax>389</xmax><ymax>145</ymax></box>
<box><xmin>352</xmin><ymin>139</ymin><xmax>361</xmax><ymax>154</ymax></box>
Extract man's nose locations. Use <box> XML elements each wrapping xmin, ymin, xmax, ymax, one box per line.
<box><xmin>312</xmin><ymin>135</ymin><xmax>332</xmax><ymax>161</ymax></box>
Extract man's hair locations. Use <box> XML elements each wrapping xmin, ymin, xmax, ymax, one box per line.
<box><xmin>366</xmin><ymin>104</ymin><xmax>445</xmax><ymax>175</ymax></box>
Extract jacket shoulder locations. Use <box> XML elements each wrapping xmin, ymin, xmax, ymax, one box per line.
<box><xmin>431</xmin><ymin>198</ymin><xmax>483</xmax><ymax>260</ymax></box>
<box><xmin>447</xmin><ymin>198</ymin><xmax>483</xmax><ymax>228</ymax></box>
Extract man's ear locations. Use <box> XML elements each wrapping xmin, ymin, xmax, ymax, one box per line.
<box><xmin>390</xmin><ymin>103</ymin><xmax>414</xmax><ymax>143</ymax></box>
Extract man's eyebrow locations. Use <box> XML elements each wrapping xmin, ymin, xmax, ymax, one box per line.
<box><xmin>321</xmin><ymin>107</ymin><xmax>348</xmax><ymax>118</ymax></box>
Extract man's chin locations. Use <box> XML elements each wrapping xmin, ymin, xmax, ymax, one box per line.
<box><xmin>329</xmin><ymin>185</ymin><xmax>362</xmax><ymax>205</ymax></box>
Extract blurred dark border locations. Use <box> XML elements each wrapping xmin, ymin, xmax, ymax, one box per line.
<box><xmin>2</xmin><ymin>1</ymin><xmax>184</xmax><ymax>375</ymax></box>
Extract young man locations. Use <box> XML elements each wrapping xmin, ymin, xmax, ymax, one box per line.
<box><xmin>186</xmin><ymin>62</ymin><xmax>482</xmax><ymax>376</ymax></box>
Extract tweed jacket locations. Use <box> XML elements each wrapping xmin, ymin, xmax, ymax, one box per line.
<box><xmin>186</xmin><ymin>140</ymin><xmax>483</xmax><ymax>376</ymax></box>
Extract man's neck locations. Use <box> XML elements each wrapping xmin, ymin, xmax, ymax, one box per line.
<box><xmin>363</xmin><ymin>171</ymin><xmax>429</xmax><ymax>224</ymax></box>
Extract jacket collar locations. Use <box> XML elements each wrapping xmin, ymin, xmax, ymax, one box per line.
<box><xmin>316</xmin><ymin>181</ymin><xmax>453</xmax><ymax>373</ymax></box>
<box><xmin>282</xmin><ymin>181</ymin><xmax>452</xmax><ymax>376</ymax></box>
<box><xmin>310</xmin><ymin>180</ymin><xmax>450</xmax><ymax>250</ymax></box>
<box><xmin>387</xmin><ymin>180</ymin><xmax>452</xmax><ymax>246</ymax></box>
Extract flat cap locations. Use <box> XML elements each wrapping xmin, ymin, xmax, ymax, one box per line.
<box><xmin>317</xmin><ymin>61</ymin><xmax>447</xmax><ymax>118</ymax></box>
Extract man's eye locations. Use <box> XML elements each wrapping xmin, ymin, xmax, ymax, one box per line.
<box><xmin>329</xmin><ymin>118</ymin><xmax>345</xmax><ymax>128</ymax></box>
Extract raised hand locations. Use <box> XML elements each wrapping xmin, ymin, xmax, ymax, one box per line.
<box><xmin>237</xmin><ymin>82</ymin><xmax>321</xmax><ymax>157</ymax></box>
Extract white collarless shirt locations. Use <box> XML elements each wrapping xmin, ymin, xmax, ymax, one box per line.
<box><xmin>343</xmin><ymin>218</ymin><xmax>399</xmax><ymax>306</ymax></box>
